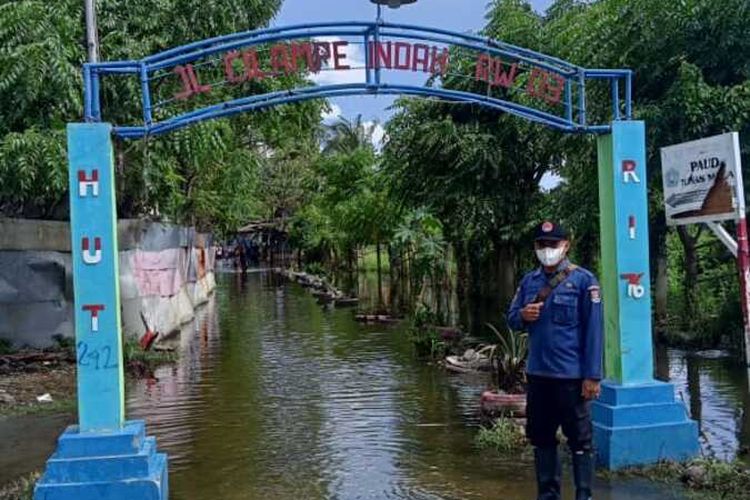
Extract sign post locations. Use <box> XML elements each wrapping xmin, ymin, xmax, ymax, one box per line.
<box><xmin>660</xmin><ymin>132</ymin><xmax>749</xmax><ymax>366</ymax></box>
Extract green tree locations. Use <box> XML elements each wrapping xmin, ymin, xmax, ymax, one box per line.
<box><xmin>0</xmin><ymin>0</ymin><xmax>323</xmax><ymax>237</ymax></box>
<box><xmin>540</xmin><ymin>0</ymin><xmax>750</xmax><ymax>338</ymax></box>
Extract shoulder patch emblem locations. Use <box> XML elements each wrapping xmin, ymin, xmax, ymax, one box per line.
<box><xmin>588</xmin><ymin>285</ymin><xmax>601</xmax><ymax>303</ymax></box>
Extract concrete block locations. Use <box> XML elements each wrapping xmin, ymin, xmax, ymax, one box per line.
<box><xmin>593</xmin><ymin>380</ymin><xmax>699</xmax><ymax>469</ymax></box>
<box><xmin>34</xmin><ymin>421</ymin><xmax>168</xmax><ymax>500</ymax></box>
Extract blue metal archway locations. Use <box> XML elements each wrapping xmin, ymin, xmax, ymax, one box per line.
<box><xmin>83</xmin><ymin>22</ymin><xmax>633</xmax><ymax>138</ymax></box>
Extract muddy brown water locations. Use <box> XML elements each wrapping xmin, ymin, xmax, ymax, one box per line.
<box><xmin>2</xmin><ymin>271</ymin><xmax>748</xmax><ymax>498</ymax></box>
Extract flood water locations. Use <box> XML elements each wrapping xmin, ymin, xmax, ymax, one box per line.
<box><xmin>656</xmin><ymin>345</ymin><xmax>750</xmax><ymax>463</ymax></box>
<box><xmin>3</xmin><ymin>271</ymin><xmax>749</xmax><ymax>497</ymax></box>
<box><xmin>125</xmin><ymin>272</ymin><xmax>684</xmax><ymax>499</ymax></box>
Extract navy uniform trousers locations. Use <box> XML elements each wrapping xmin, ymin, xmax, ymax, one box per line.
<box><xmin>526</xmin><ymin>375</ymin><xmax>592</xmax><ymax>452</ymax></box>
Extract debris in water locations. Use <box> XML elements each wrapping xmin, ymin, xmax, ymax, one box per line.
<box><xmin>36</xmin><ymin>393</ymin><xmax>54</xmax><ymax>403</ymax></box>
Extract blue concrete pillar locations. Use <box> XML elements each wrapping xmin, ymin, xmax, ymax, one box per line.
<box><xmin>593</xmin><ymin>121</ymin><xmax>699</xmax><ymax>469</ymax></box>
<box><xmin>35</xmin><ymin>123</ymin><xmax>168</xmax><ymax>499</ymax></box>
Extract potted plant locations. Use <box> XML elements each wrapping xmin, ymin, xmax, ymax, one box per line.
<box><xmin>480</xmin><ymin>323</ymin><xmax>528</xmax><ymax>419</ymax></box>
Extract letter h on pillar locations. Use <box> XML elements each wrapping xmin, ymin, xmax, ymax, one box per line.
<box><xmin>593</xmin><ymin>120</ymin><xmax>698</xmax><ymax>470</ymax></box>
<box><xmin>34</xmin><ymin>123</ymin><xmax>168</xmax><ymax>500</ymax></box>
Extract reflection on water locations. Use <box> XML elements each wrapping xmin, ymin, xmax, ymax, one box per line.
<box><xmin>656</xmin><ymin>345</ymin><xmax>750</xmax><ymax>462</ymax></box>
<box><xmin>127</xmin><ymin>272</ymin><xmax>682</xmax><ymax>499</ymax></box>
<box><xmin>0</xmin><ymin>414</ymin><xmax>72</xmax><ymax>485</ymax></box>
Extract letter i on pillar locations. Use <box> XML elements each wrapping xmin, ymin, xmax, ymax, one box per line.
<box><xmin>628</xmin><ymin>215</ymin><xmax>636</xmax><ymax>240</ymax></box>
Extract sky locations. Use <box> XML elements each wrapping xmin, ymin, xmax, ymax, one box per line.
<box><xmin>273</xmin><ymin>0</ymin><xmax>554</xmax><ymax>129</ymax></box>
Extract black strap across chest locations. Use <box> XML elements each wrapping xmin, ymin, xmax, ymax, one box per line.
<box><xmin>532</xmin><ymin>264</ymin><xmax>578</xmax><ymax>304</ymax></box>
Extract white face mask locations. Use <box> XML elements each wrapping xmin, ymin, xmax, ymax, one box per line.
<box><xmin>536</xmin><ymin>246</ymin><xmax>566</xmax><ymax>267</ymax></box>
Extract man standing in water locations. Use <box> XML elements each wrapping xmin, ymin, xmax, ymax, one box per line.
<box><xmin>507</xmin><ymin>221</ymin><xmax>603</xmax><ymax>500</ymax></box>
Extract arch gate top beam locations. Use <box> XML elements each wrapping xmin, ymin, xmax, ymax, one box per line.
<box><xmin>82</xmin><ymin>21</ymin><xmax>633</xmax><ymax>138</ymax></box>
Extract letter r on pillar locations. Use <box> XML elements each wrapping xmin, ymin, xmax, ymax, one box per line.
<box><xmin>82</xmin><ymin>237</ymin><xmax>102</xmax><ymax>264</ymax></box>
<box><xmin>82</xmin><ymin>304</ymin><xmax>105</xmax><ymax>333</ymax></box>
<box><xmin>622</xmin><ymin>160</ymin><xmax>641</xmax><ymax>184</ymax></box>
<box><xmin>78</xmin><ymin>169</ymin><xmax>100</xmax><ymax>197</ymax></box>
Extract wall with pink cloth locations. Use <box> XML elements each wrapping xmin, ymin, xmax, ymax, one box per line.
<box><xmin>0</xmin><ymin>218</ymin><xmax>216</xmax><ymax>347</ymax></box>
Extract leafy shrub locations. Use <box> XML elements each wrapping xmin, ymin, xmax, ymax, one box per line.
<box><xmin>303</xmin><ymin>262</ymin><xmax>327</xmax><ymax>278</ymax></box>
<box><xmin>51</xmin><ymin>334</ymin><xmax>75</xmax><ymax>353</ymax></box>
<box><xmin>0</xmin><ymin>338</ymin><xmax>14</xmax><ymax>355</ymax></box>
<box><xmin>408</xmin><ymin>304</ymin><xmax>447</xmax><ymax>359</ymax></box>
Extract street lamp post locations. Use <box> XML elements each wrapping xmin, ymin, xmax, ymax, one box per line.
<box><xmin>84</xmin><ymin>0</ymin><xmax>99</xmax><ymax>62</ymax></box>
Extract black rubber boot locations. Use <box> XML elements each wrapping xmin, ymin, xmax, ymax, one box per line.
<box><xmin>534</xmin><ymin>447</ymin><xmax>561</xmax><ymax>500</ymax></box>
<box><xmin>572</xmin><ymin>451</ymin><xmax>594</xmax><ymax>500</ymax></box>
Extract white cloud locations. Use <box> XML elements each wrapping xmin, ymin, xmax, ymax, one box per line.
<box><xmin>367</xmin><ymin>121</ymin><xmax>386</xmax><ymax>151</ymax></box>
<box><xmin>310</xmin><ymin>36</ymin><xmax>367</xmax><ymax>86</ymax></box>
<box><xmin>540</xmin><ymin>171</ymin><xmax>562</xmax><ymax>192</ymax></box>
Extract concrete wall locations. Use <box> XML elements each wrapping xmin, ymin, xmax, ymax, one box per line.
<box><xmin>0</xmin><ymin>218</ymin><xmax>216</xmax><ymax>348</ymax></box>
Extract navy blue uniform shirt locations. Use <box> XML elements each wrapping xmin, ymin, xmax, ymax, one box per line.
<box><xmin>506</xmin><ymin>259</ymin><xmax>603</xmax><ymax>380</ymax></box>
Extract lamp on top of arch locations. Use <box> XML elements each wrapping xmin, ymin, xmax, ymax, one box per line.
<box><xmin>370</xmin><ymin>0</ymin><xmax>418</xmax><ymax>8</ymax></box>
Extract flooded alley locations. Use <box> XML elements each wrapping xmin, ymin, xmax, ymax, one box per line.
<box><xmin>124</xmin><ymin>272</ymin><xmax>692</xmax><ymax>499</ymax></box>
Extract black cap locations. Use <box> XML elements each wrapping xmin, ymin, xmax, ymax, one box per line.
<box><xmin>534</xmin><ymin>221</ymin><xmax>568</xmax><ymax>241</ymax></box>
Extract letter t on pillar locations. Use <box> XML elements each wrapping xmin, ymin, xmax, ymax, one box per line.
<box><xmin>67</xmin><ymin>123</ymin><xmax>125</xmax><ymax>432</ymax></box>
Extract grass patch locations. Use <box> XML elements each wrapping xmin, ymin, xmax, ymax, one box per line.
<box><xmin>0</xmin><ymin>471</ymin><xmax>40</xmax><ymax>500</ymax></box>
<box><xmin>475</xmin><ymin>418</ymin><xmax>528</xmax><ymax>454</ymax></box>
<box><xmin>123</xmin><ymin>339</ymin><xmax>178</xmax><ymax>367</ymax></box>
<box><xmin>1</xmin><ymin>398</ymin><xmax>76</xmax><ymax>418</ymax></box>
<box><xmin>602</xmin><ymin>458</ymin><xmax>750</xmax><ymax>500</ymax></box>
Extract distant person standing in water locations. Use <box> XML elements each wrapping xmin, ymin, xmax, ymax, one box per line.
<box><xmin>507</xmin><ymin>221</ymin><xmax>603</xmax><ymax>500</ymax></box>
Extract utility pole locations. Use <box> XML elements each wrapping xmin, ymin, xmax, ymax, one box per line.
<box><xmin>84</xmin><ymin>0</ymin><xmax>99</xmax><ymax>63</ymax></box>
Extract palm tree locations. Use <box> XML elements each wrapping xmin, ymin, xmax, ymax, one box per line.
<box><xmin>322</xmin><ymin>115</ymin><xmax>379</xmax><ymax>155</ymax></box>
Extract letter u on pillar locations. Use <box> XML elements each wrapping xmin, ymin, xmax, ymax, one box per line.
<box><xmin>82</xmin><ymin>237</ymin><xmax>102</xmax><ymax>264</ymax></box>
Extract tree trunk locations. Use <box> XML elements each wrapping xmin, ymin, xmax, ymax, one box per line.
<box><xmin>376</xmin><ymin>241</ymin><xmax>384</xmax><ymax>311</ymax></box>
<box><xmin>495</xmin><ymin>243</ymin><xmax>516</xmax><ymax>311</ymax></box>
<box><xmin>651</xmin><ymin>213</ymin><xmax>669</xmax><ymax>335</ymax></box>
<box><xmin>388</xmin><ymin>245</ymin><xmax>401</xmax><ymax>315</ymax></box>
<box><xmin>677</xmin><ymin>225</ymin><xmax>700</xmax><ymax>329</ymax></box>
<box><xmin>655</xmin><ymin>245</ymin><xmax>669</xmax><ymax>332</ymax></box>
<box><xmin>454</xmin><ymin>240</ymin><xmax>470</xmax><ymax>331</ymax></box>
<box><xmin>467</xmin><ymin>237</ymin><xmax>485</xmax><ymax>336</ymax></box>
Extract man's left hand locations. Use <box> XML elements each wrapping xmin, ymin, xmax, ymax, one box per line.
<box><xmin>582</xmin><ymin>379</ymin><xmax>601</xmax><ymax>400</ymax></box>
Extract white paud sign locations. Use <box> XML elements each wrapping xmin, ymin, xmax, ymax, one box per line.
<box><xmin>660</xmin><ymin>132</ymin><xmax>743</xmax><ymax>226</ymax></box>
